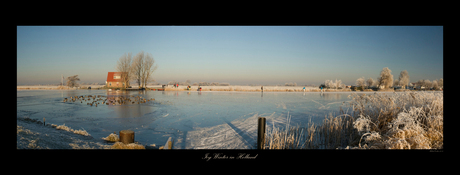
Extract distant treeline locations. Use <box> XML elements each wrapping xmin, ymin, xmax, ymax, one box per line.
<box><xmin>167</xmin><ymin>80</ymin><xmax>230</xmax><ymax>86</ymax></box>
<box><xmin>284</xmin><ymin>82</ymin><xmax>297</xmax><ymax>86</ymax></box>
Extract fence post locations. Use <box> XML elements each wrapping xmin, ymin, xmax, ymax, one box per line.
<box><xmin>257</xmin><ymin>117</ymin><xmax>266</xmax><ymax>150</ymax></box>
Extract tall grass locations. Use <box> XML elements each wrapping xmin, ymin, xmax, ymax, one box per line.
<box><xmin>265</xmin><ymin>112</ymin><xmax>359</xmax><ymax>149</ymax></box>
<box><xmin>350</xmin><ymin>92</ymin><xmax>443</xmax><ymax>149</ymax></box>
<box><xmin>264</xmin><ymin>91</ymin><xmax>443</xmax><ymax>149</ymax></box>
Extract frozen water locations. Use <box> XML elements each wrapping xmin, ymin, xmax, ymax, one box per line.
<box><xmin>17</xmin><ymin>90</ymin><xmax>382</xmax><ymax>149</ymax></box>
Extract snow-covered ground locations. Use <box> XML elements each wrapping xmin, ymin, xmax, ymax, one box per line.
<box><xmin>17</xmin><ymin>117</ymin><xmax>111</xmax><ymax>149</ymax></box>
<box><xmin>17</xmin><ymin>85</ymin><xmax>105</xmax><ymax>90</ymax></box>
<box><xmin>178</xmin><ymin>112</ymin><xmax>287</xmax><ymax>149</ymax></box>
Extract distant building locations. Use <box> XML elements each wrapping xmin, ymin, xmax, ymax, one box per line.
<box><xmin>106</xmin><ymin>72</ymin><xmax>128</xmax><ymax>88</ymax></box>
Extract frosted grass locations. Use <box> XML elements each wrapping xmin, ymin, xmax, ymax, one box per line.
<box><xmin>264</xmin><ymin>91</ymin><xmax>443</xmax><ymax>149</ymax></box>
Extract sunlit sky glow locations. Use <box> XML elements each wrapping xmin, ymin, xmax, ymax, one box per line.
<box><xmin>17</xmin><ymin>26</ymin><xmax>443</xmax><ymax>86</ymax></box>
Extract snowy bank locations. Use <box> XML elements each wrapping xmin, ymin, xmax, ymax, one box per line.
<box><xmin>17</xmin><ymin>117</ymin><xmax>111</xmax><ymax>149</ymax></box>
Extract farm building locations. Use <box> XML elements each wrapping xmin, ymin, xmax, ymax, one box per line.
<box><xmin>106</xmin><ymin>72</ymin><xmax>128</xmax><ymax>88</ymax></box>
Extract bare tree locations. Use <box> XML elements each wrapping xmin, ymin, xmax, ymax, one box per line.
<box><xmin>366</xmin><ymin>78</ymin><xmax>374</xmax><ymax>88</ymax></box>
<box><xmin>377</xmin><ymin>67</ymin><xmax>394</xmax><ymax>89</ymax></box>
<box><xmin>66</xmin><ymin>75</ymin><xmax>80</xmax><ymax>88</ymax></box>
<box><xmin>116</xmin><ymin>52</ymin><xmax>132</xmax><ymax>88</ymax></box>
<box><xmin>356</xmin><ymin>77</ymin><xmax>365</xmax><ymax>90</ymax></box>
<box><xmin>398</xmin><ymin>70</ymin><xmax>410</xmax><ymax>89</ymax></box>
<box><xmin>142</xmin><ymin>53</ymin><xmax>157</xmax><ymax>88</ymax></box>
<box><xmin>131</xmin><ymin>51</ymin><xmax>144</xmax><ymax>88</ymax></box>
<box><xmin>129</xmin><ymin>51</ymin><xmax>158</xmax><ymax>89</ymax></box>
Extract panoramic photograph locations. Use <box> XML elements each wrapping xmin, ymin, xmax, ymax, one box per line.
<box><xmin>17</xmin><ymin>26</ymin><xmax>443</xmax><ymax>151</ymax></box>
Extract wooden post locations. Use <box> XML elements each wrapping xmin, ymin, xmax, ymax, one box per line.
<box><xmin>43</xmin><ymin>118</ymin><xmax>45</xmax><ymax>126</ymax></box>
<box><xmin>119</xmin><ymin>130</ymin><xmax>134</xmax><ymax>144</ymax></box>
<box><xmin>257</xmin><ymin>117</ymin><xmax>266</xmax><ymax>150</ymax></box>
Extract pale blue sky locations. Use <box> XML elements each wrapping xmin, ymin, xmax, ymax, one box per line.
<box><xmin>17</xmin><ymin>26</ymin><xmax>443</xmax><ymax>85</ymax></box>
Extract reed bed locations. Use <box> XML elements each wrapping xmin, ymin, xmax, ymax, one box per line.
<box><xmin>265</xmin><ymin>112</ymin><xmax>359</xmax><ymax>149</ymax></box>
<box><xmin>264</xmin><ymin>91</ymin><xmax>443</xmax><ymax>149</ymax></box>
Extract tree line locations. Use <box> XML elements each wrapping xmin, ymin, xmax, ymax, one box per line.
<box><xmin>354</xmin><ymin>67</ymin><xmax>443</xmax><ymax>90</ymax></box>
<box><xmin>166</xmin><ymin>80</ymin><xmax>230</xmax><ymax>86</ymax></box>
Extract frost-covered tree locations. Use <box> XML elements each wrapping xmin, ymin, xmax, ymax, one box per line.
<box><xmin>432</xmin><ymin>80</ymin><xmax>439</xmax><ymax>90</ymax></box>
<box><xmin>334</xmin><ymin>79</ymin><xmax>344</xmax><ymax>89</ymax></box>
<box><xmin>423</xmin><ymin>79</ymin><xmax>432</xmax><ymax>89</ymax></box>
<box><xmin>325</xmin><ymin>80</ymin><xmax>334</xmax><ymax>89</ymax></box>
<box><xmin>377</xmin><ymin>67</ymin><xmax>394</xmax><ymax>89</ymax></box>
<box><xmin>66</xmin><ymin>75</ymin><xmax>80</xmax><ymax>88</ymax></box>
<box><xmin>438</xmin><ymin>78</ymin><xmax>443</xmax><ymax>89</ymax></box>
<box><xmin>356</xmin><ymin>77</ymin><xmax>365</xmax><ymax>89</ymax></box>
<box><xmin>325</xmin><ymin>79</ymin><xmax>344</xmax><ymax>89</ymax></box>
<box><xmin>416</xmin><ymin>79</ymin><xmax>424</xmax><ymax>89</ymax></box>
<box><xmin>366</xmin><ymin>78</ymin><xmax>374</xmax><ymax>88</ymax></box>
<box><xmin>398</xmin><ymin>70</ymin><xmax>410</xmax><ymax>89</ymax></box>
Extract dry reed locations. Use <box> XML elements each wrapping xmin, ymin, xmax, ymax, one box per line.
<box><xmin>264</xmin><ymin>91</ymin><xmax>443</xmax><ymax>149</ymax></box>
<box><xmin>348</xmin><ymin>91</ymin><xmax>442</xmax><ymax>149</ymax></box>
<box><xmin>264</xmin><ymin>112</ymin><xmax>359</xmax><ymax>149</ymax></box>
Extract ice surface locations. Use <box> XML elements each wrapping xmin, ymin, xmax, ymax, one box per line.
<box><xmin>17</xmin><ymin>90</ymin><xmax>388</xmax><ymax>149</ymax></box>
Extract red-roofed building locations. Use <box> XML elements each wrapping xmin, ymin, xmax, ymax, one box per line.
<box><xmin>106</xmin><ymin>72</ymin><xmax>128</xmax><ymax>88</ymax></box>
